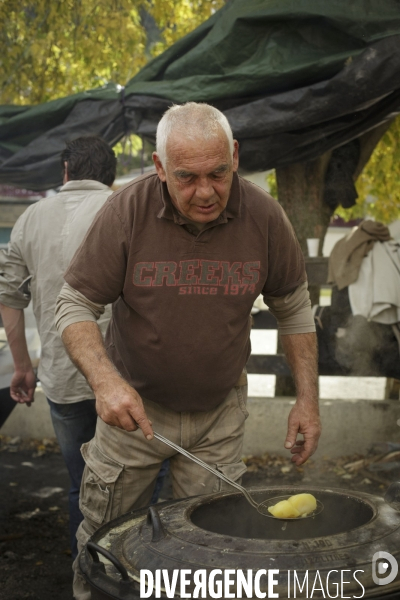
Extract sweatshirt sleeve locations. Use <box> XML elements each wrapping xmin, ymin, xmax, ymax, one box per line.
<box><xmin>55</xmin><ymin>282</ymin><xmax>106</xmax><ymax>336</ymax></box>
<box><xmin>264</xmin><ymin>281</ymin><xmax>315</xmax><ymax>335</ymax></box>
<box><xmin>64</xmin><ymin>200</ymin><xmax>129</xmax><ymax>305</ymax></box>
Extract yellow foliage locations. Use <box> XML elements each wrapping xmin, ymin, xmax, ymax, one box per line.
<box><xmin>146</xmin><ymin>0</ymin><xmax>224</xmax><ymax>54</ymax></box>
<box><xmin>342</xmin><ymin>116</ymin><xmax>400</xmax><ymax>224</ymax></box>
<box><xmin>0</xmin><ymin>0</ymin><xmax>223</xmax><ymax>105</ymax></box>
<box><xmin>266</xmin><ymin>170</ymin><xmax>278</xmax><ymax>199</ymax></box>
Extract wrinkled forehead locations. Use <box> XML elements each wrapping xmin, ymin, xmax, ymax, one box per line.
<box><xmin>165</xmin><ymin>127</ymin><xmax>232</xmax><ymax>165</ymax></box>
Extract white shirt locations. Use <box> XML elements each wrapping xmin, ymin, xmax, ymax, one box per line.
<box><xmin>0</xmin><ymin>180</ymin><xmax>112</xmax><ymax>403</ymax></box>
<box><xmin>349</xmin><ymin>240</ymin><xmax>400</xmax><ymax>324</ymax></box>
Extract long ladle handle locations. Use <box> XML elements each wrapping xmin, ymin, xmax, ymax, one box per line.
<box><xmin>153</xmin><ymin>431</ymin><xmax>258</xmax><ymax>509</ymax></box>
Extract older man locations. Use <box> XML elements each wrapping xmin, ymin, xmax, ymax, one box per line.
<box><xmin>55</xmin><ymin>103</ymin><xmax>320</xmax><ymax>599</ymax></box>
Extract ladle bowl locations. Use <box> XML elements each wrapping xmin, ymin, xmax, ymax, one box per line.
<box><xmin>260</xmin><ymin>494</ymin><xmax>324</xmax><ymax>518</ymax></box>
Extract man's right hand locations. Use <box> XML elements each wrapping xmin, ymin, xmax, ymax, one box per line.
<box><xmin>10</xmin><ymin>368</ymin><xmax>36</xmax><ymax>406</ymax></box>
<box><xmin>94</xmin><ymin>375</ymin><xmax>154</xmax><ymax>439</ymax></box>
<box><xmin>60</xmin><ymin>320</ymin><xmax>153</xmax><ymax>439</ymax></box>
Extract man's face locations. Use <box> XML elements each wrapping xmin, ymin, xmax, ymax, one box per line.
<box><xmin>153</xmin><ymin>131</ymin><xmax>239</xmax><ymax>228</ymax></box>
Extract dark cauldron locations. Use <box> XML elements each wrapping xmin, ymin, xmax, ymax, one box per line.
<box><xmin>80</xmin><ymin>486</ymin><xmax>400</xmax><ymax>599</ymax></box>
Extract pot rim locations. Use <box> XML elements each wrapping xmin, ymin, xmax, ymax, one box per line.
<box><xmin>170</xmin><ymin>486</ymin><xmax>384</xmax><ymax>553</ymax></box>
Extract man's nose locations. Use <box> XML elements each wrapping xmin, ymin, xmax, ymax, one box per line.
<box><xmin>195</xmin><ymin>177</ymin><xmax>214</xmax><ymax>200</ymax></box>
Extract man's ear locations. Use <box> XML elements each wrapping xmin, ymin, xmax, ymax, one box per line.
<box><xmin>152</xmin><ymin>152</ymin><xmax>167</xmax><ymax>182</ymax></box>
<box><xmin>63</xmin><ymin>161</ymin><xmax>69</xmax><ymax>184</ymax></box>
<box><xmin>232</xmin><ymin>140</ymin><xmax>239</xmax><ymax>172</ymax></box>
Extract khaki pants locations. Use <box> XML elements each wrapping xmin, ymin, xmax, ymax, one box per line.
<box><xmin>73</xmin><ymin>383</ymin><xmax>248</xmax><ymax>600</ymax></box>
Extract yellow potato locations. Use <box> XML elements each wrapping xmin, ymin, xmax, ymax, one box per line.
<box><xmin>288</xmin><ymin>493</ymin><xmax>317</xmax><ymax>516</ymax></box>
<box><xmin>267</xmin><ymin>493</ymin><xmax>317</xmax><ymax>519</ymax></box>
<box><xmin>267</xmin><ymin>499</ymin><xmax>300</xmax><ymax>518</ymax></box>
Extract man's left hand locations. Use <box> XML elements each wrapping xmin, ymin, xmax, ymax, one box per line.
<box><xmin>284</xmin><ymin>400</ymin><xmax>321</xmax><ymax>466</ymax></box>
<box><xmin>10</xmin><ymin>368</ymin><xmax>36</xmax><ymax>407</ymax></box>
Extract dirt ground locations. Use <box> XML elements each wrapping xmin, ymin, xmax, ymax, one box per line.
<box><xmin>1</xmin><ymin>434</ymin><xmax>399</xmax><ymax>600</ymax></box>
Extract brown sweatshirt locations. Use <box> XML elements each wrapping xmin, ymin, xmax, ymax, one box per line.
<box><xmin>64</xmin><ymin>172</ymin><xmax>306</xmax><ymax>412</ymax></box>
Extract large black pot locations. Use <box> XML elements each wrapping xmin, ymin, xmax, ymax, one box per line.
<box><xmin>80</xmin><ymin>486</ymin><xmax>400</xmax><ymax>599</ymax></box>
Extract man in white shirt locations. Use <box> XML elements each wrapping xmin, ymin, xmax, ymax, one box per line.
<box><xmin>0</xmin><ymin>136</ymin><xmax>116</xmax><ymax>558</ymax></box>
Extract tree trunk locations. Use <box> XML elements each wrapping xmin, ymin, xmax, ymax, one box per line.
<box><xmin>274</xmin><ymin>152</ymin><xmax>333</xmax><ymax>396</ymax></box>
<box><xmin>275</xmin><ymin>151</ymin><xmax>333</xmax><ymax>255</ymax></box>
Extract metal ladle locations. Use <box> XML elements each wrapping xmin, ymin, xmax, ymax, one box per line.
<box><xmin>154</xmin><ymin>431</ymin><xmax>322</xmax><ymax>518</ymax></box>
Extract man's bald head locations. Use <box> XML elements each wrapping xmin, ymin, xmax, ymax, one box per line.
<box><xmin>156</xmin><ymin>102</ymin><xmax>234</xmax><ymax>166</ymax></box>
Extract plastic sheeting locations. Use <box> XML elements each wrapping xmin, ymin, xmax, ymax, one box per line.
<box><xmin>1</xmin><ymin>0</ymin><xmax>400</xmax><ymax>190</ymax></box>
<box><xmin>0</xmin><ymin>86</ymin><xmax>123</xmax><ymax>190</ymax></box>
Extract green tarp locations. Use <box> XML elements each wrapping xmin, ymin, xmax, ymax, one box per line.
<box><xmin>126</xmin><ymin>0</ymin><xmax>400</xmax><ymax>101</ymax></box>
<box><xmin>1</xmin><ymin>0</ymin><xmax>400</xmax><ymax>189</ymax></box>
